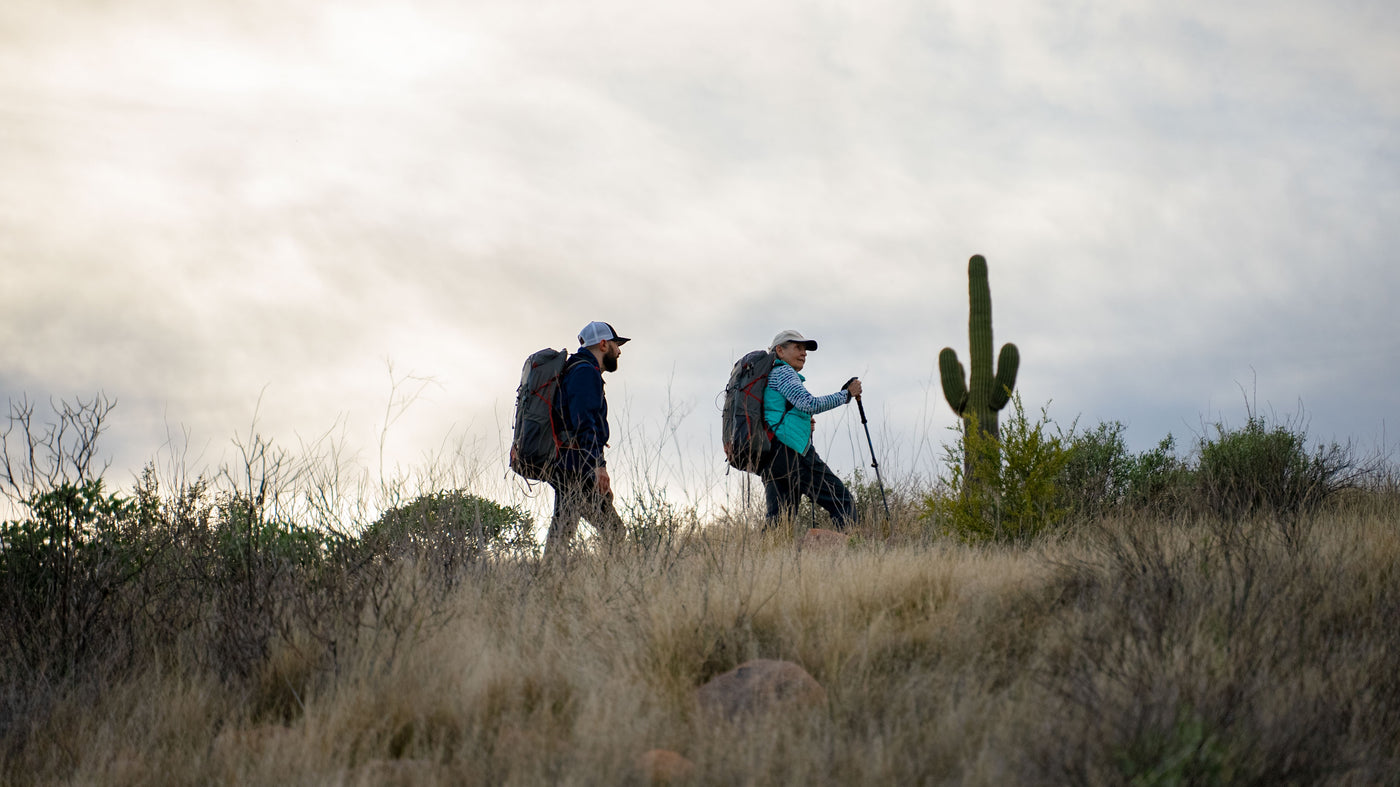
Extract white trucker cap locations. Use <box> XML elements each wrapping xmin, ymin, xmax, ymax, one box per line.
<box><xmin>578</xmin><ymin>321</ymin><xmax>631</xmax><ymax>347</ymax></box>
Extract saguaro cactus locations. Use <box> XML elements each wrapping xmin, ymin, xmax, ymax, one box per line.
<box><xmin>940</xmin><ymin>254</ymin><xmax>1019</xmax><ymax>462</ymax></box>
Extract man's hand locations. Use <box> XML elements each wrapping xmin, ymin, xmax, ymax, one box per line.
<box><xmin>595</xmin><ymin>465</ymin><xmax>612</xmax><ymax>496</ymax></box>
<box><xmin>845</xmin><ymin>378</ymin><xmax>863</xmax><ymax>400</ymax></box>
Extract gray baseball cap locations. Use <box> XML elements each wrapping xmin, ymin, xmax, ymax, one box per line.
<box><xmin>770</xmin><ymin>329</ymin><xmax>817</xmax><ymax>351</ymax></box>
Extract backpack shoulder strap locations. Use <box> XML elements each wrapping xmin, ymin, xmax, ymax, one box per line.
<box><xmin>556</xmin><ymin>354</ymin><xmax>594</xmax><ymax>429</ymax></box>
<box><xmin>771</xmin><ymin>399</ymin><xmax>795</xmax><ymax>430</ymax></box>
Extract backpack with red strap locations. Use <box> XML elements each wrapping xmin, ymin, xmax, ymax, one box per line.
<box><xmin>509</xmin><ymin>348</ymin><xmax>587</xmax><ymax>481</ymax></box>
<box><xmin>722</xmin><ymin>349</ymin><xmax>781</xmax><ymax>473</ymax></box>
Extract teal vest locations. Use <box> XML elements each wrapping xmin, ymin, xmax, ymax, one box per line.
<box><xmin>764</xmin><ymin>362</ymin><xmax>811</xmax><ymax>454</ymax></box>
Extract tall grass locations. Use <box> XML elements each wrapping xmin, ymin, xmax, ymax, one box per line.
<box><xmin>3</xmin><ymin>396</ymin><xmax>1399</xmax><ymax>784</ymax></box>
<box><xmin>6</xmin><ymin>505</ymin><xmax>1399</xmax><ymax>784</ymax></box>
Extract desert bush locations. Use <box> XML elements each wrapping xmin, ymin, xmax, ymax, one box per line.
<box><xmin>844</xmin><ymin>469</ymin><xmax>926</xmax><ymax>537</ymax></box>
<box><xmin>1004</xmin><ymin>409</ymin><xmax>1369</xmax><ymax>528</ymax></box>
<box><xmin>362</xmin><ymin>488</ymin><xmax>537</xmax><ymax>564</ymax></box>
<box><xmin>620</xmin><ymin>485</ymin><xmax>699</xmax><ymax>556</ymax></box>
<box><xmin>1120</xmin><ymin>434</ymin><xmax>1194</xmax><ymax>513</ymax></box>
<box><xmin>5</xmin><ymin>486</ymin><xmax>1400</xmax><ymax>784</ymax></box>
<box><xmin>0</xmin><ymin>396</ymin><xmax>510</xmax><ymax>701</ymax></box>
<box><xmin>925</xmin><ymin>395</ymin><xmax>1071</xmax><ymax>543</ymax></box>
<box><xmin>6</xmin><ymin>390</ymin><xmax>1400</xmax><ymax>785</ymax></box>
<box><xmin>347</xmin><ymin>490</ymin><xmax>538</xmax><ymax>667</ymax></box>
<box><xmin>1036</xmin><ymin>511</ymin><xmax>1400</xmax><ymax>784</ymax></box>
<box><xmin>1056</xmin><ymin>424</ymin><xmax>1194</xmax><ymax>519</ymax></box>
<box><xmin>1055</xmin><ymin>420</ymin><xmax>1134</xmax><ymax>520</ymax></box>
<box><xmin>123</xmin><ymin>468</ymin><xmax>225</xmax><ymax>660</ymax></box>
<box><xmin>0</xmin><ymin>395</ymin><xmax>157</xmax><ymax>683</ymax></box>
<box><xmin>1194</xmin><ymin>414</ymin><xmax>1368</xmax><ymax>519</ymax></box>
<box><xmin>216</xmin><ymin>493</ymin><xmax>339</xmax><ymax>570</ymax></box>
<box><xmin>0</xmin><ymin>394</ymin><xmax>114</xmax><ymax>502</ymax></box>
<box><xmin>0</xmin><ymin>480</ymin><xmax>147</xmax><ymax>678</ymax></box>
<box><xmin>200</xmin><ymin>491</ymin><xmax>357</xmax><ymax>679</ymax></box>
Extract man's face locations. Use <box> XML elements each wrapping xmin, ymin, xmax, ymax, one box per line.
<box><xmin>776</xmin><ymin>341</ymin><xmax>807</xmax><ymax>371</ymax></box>
<box><xmin>601</xmin><ymin>340</ymin><xmax>621</xmax><ymax>372</ymax></box>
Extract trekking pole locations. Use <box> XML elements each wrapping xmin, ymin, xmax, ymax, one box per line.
<box><xmin>855</xmin><ymin>395</ymin><xmax>892</xmax><ymax>533</ymax></box>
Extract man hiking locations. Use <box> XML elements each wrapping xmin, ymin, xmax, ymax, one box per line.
<box><xmin>546</xmin><ymin>321</ymin><xmax>629</xmax><ymax>560</ymax></box>
<box><xmin>761</xmin><ymin>329</ymin><xmax>862</xmax><ymax>531</ymax></box>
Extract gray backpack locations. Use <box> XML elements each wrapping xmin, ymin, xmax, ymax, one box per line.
<box><xmin>722</xmin><ymin>349</ymin><xmax>780</xmax><ymax>473</ymax></box>
<box><xmin>509</xmin><ymin>348</ymin><xmax>583</xmax><ymax>481</ymax></box>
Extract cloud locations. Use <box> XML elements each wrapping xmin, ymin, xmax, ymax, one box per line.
<box><xmin>1</xmin><ymin>0</ymin><xmax>1397</xmax><ymax>512</ymax></box>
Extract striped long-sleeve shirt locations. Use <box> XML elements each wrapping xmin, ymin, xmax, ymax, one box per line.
<box><xmin>763</xmin><ymin>360</ymin><xmax>851</xmax><ymax>454</ymax></box>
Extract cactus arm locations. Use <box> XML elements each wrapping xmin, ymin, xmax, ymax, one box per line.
<box><xmin>938</xmin><ymin>348</ymin><xmax>968</xmax><ymax>414</ymax></box>
<box><xmin>990</xmin><ymin>343</ymin><xmax>1020</xmax><ymax>410</ymax></box>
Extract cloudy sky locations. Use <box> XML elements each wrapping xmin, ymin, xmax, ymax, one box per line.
<box><xmin>3</xmin><ymin>0</ymin><xmax>1397</xmax><ymax>516</ymax></box>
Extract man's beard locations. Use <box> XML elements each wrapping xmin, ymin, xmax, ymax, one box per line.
<box><xmin>602</xmin><ymin>349</ymin><xmax>619</xmax><ymax>372</ymax></box>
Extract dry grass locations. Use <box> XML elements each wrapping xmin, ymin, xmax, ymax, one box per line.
<box><xmin>3</xmin><ymin>497</ymin><xmax>1399</xmax><ymax>785</ymax></box>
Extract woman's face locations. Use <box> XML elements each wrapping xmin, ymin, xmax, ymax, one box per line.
<box><xmin>775</xmin><ymin>341</ymin><xmax>808</xmax><ymax>371</ymax></box>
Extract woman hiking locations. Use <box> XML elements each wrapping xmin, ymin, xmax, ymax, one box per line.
<box><xmin>760</xmin><ymin>329</ymin><xmax>862</xmax><ymax>530</ymax></box>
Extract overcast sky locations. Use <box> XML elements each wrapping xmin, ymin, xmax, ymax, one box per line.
<box><xmin>3</xmin><ymin>0</ymin><xmax>1397</xmax><ymax>517</ymax></box>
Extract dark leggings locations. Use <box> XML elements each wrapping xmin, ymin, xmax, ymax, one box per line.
<box><xmin>760</xmin><ymin>442</ymin><xmax>855</xmax><ymax>530</ymax></box>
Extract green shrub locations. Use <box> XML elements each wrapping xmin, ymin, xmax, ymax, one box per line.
<box><xmin>216</xmin><ymin>493</ymin><xmax>337</xmax><ymax>570</ymax></box>
<box><xmin>1057</xmin><ymin>421</ymin><xmax>1134</xmax><ymax>520</ymax></box>
<box><xmin>923</xmin><ymin>401</ymin><xmax>1371</xmax><ymax>537</ymax></box>
<box><xmin>925</xmin><ymin>395</ymin><xmax>1071</xmax><ymax>543</ymax></box>
<box><xmin>620</xmin><ymin>485</ymin><xmax>697</xmax><ymax>554</ymax></box>
<box><xmin>0</xmin><ymin>480</ymin><xmax>146</xmax><ymax>675</ymax></box>
<box><xmin>1056</xmin><ymin>425</ymin><xmax>1194</xmax><ymax>519</ymax></box>
<box><xmin>1122</xmin><ymin>435</ymin><xmax>1194</xmax><ymax>513</ymax></box>
<box><xmin>843</xmin><ymin>469</ymin><xmax>911</xmax><ymax>534</ymax></box>
<box><xmin>1114</xmin><ymin>706</ymin><xmax>1229</xmax><ymax>786</ymax></box>
<box><xmin>363</xmin><ymin>489</ymin><xmax>537</xmax><ymax>562</ymax></box>
<box><xmin>1195</xmin><ymin>415</ymin><xmax>1363</xmax><ymax>519</ymax></box>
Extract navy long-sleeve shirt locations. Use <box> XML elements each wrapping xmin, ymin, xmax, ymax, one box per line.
<box><xmin>555</xmin><ymin>349</ymin><xmax>609</xmax><ymax>474</ymax></box>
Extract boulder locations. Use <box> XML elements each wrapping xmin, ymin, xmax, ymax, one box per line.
<box><xmin>695</xmin><ymin>659</ymin><xmax>827</xmax><ymax>721</ymax></box>
<box><xmin>635</xmin><ymin>749</ymin><xmax>695</xmax><ymax>783</ymax></box>
<box><xmin>798</xmin><ymin>527</ymin><xmax>847</xmax><ymax>551</ymax></box>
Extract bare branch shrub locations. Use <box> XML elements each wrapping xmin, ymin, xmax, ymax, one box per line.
<box><xmin>1038</xmin><ymin>512</ymin><xmax>1400</xmax><ymax>783</ymax></box>
<box><xmin>0</xmin><ymin>394</ymin><xmax>115</xmax><ymax>502</ymax></box>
